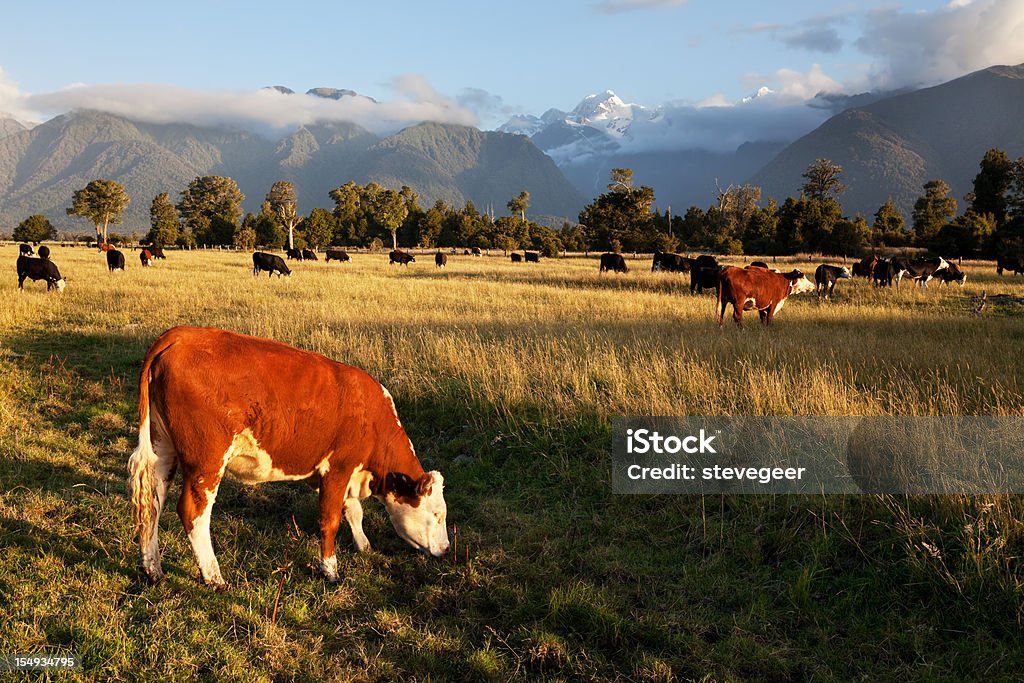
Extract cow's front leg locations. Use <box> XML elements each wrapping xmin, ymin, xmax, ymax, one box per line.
<box><xmin>318</xmin><ymin>474</ymin><xmax>346</xmax><ymax>583</ymax></box>
<box><xmin>344</xmin><ymin>498</ymin><xmax>372</xmax><ymax>552</ymax></box>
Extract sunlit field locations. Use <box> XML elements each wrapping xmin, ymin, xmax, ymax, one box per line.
<box><xmin>3</xmin><ymin>244</ymin><xmax>1024</xmax><ymax>680</ymax></box>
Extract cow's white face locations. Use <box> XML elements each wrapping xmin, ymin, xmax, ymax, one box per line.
<box><xmin>383</xmin><ymin>471</ymin><xmax>450</xmax><ymax>557</ymax></box>
<box><xmin>838</xmin><ymin>268</ymin><xmax>852</xmax><ymax>279</ymax></box>
<box><xmin>55</xmin><ymin>279</ymin><xmax>66</xmax><ymax>292</ymax></box>
<box><xmin>790</xmin><ymin>276</ymin><xmax>815</xmax><ymax>295</ymax></box>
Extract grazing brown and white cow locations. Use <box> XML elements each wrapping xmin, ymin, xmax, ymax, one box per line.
<box><xmin>128</xmin><ymin>327</ymin><xmax>450</xmax><ymax>589</ymax></box>
<box><xmin>717</xmin><ymin>266</ymin><xmax>814</xmax><ymax>325</ymax></box>
<box><xmin>140</xmin><ymin>249</ymin><xmax>153</xmax><ymax>267</ymax></box>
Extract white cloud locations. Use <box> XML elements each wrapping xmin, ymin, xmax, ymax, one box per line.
<box><xmin>615</xmin><ymin>93</ymin><xmax>833</xmax><ymax>155</ymax></box>
<box><xmin>0</xmin><ymin>68</ymin><xmax>35</xmax><ymax>123</ymax></box>
<box><xmin>856</xmin><ymin>0</ymin><xmax>1024</xmax><ymax>89</ymax></box>
<box><xmin>4</xmin><ymin>73</ymin><xmax>478</xmax><ymax>137</ymax></box>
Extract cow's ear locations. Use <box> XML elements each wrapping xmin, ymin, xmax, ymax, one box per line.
<box><xmin>416</xmin><ymin>473</ymin><xmax>434</xmax><ymax>497</ymax></box>
<box><xmin>385</xmin><ymin>472</ymin><xmax>419</xmax><ymax>499</ymax></box>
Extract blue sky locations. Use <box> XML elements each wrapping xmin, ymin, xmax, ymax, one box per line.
<box><xmin>1</xmin><ymin>0</ymin><xmax>1022</xmax><ymax>132</ymax></box>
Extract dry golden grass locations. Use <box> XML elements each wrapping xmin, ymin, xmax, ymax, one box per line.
<box><xmin>3</xmin><ymin>244</ymin><xmax>1024</xmax><ymax>680</ymax></box>
<box><xmin>5</xmin><ymin>245</ymin><xmax>1021</xmax><ymax>418</ymax></box>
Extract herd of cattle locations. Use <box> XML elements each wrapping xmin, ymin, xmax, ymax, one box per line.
<box><xmin>13</xmin><ymin>242</ymin><xmax>1024</xmax><ymax>324</ymax></box>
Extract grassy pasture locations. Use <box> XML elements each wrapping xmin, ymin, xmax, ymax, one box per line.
<box><xmin>2</xmin><ymin>245</ymin><xmax>1024</xmax><ymax>681</ymax></box>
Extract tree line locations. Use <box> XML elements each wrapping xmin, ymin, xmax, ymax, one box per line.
<box><xmin>10</xmin><ymin>148</ymin><xmax>1024</xmax><ymax>259</ymax></box>
<box><xmin>577</xmin><ymin>152</ymin><xmax>1024</xmax><ymax>259</ymax></box>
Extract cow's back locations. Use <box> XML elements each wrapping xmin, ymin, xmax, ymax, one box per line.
<box><xmin>146</xmin><ymin>327</ymin><xmax>394</xmax><ymax>476</ymax></box>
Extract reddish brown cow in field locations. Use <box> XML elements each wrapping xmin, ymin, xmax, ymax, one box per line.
<box><xmin>140</xmin><ymin>249</ymin><xmax>153</xmax><ymax>267</ymax></box>
<box><xmin>128</xmin><ymin>326</ymin><xmax>449</xmax><ymax>589</ymax></box>
<box><xmin>717</xmin><ymin>266</ymin><xmax>815</xmax><ymax>325</ymax></box>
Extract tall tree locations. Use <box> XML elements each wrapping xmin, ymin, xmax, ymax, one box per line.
<box><xmin>371</xmin><ymin>188</ymin><xmax>409</xmax><ymax>250</ymax></box>
<box><xmin>177</xmin><ymin>176</ymin><xmax>245</xmax><ymax>245</ymax></box>
<box><xmin>578</xmin><ymin>169</ymin><xmax>656</xmax><ymax>251</ymax></box>
<box><xmin>912</xmin><ymin>179</ymin><xmax>957</xmax><ymax>244</ymax></box>
<box><xmin>507</xmin><ymin>191</ymin><xmax>530</xmax><ymax>223</ymax></box>
<box><xmin>266</xmin><ymin>181</ymin><xmax>300</xmax><ymax>250</ymax></box>
<box><xmin>801</xmin><ymin>159</ymin><xmax>845</xmax><ymax>202</ymax></box>
<box><xmin>872</xmin><ymin>197</ymin><xmax>909</xmax><ymax>247</ymax></box>
<box><xmin>147</xmin><ymin>192</ymin><xmax>180</xmax><ymax>247</ymax></box>
<box><xmin>970</xmin><ymin>148</ymin><xmax>1014</xmax><ymax>229</ymax></box>
<box><xmin>67</xmin><ymin>179</ymin><xmax>130</xmax><ymax>244</ymax></box>
<box><xmin>13</xmin><ymin>215</ymin><xmax>55</xmax><ymax>243</ymax></box>
<box><xmin>300</xmin><ymin>208</ymin><xmax>336</xmax><ymax>250</ymax></box>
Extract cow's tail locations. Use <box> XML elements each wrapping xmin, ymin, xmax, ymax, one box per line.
<box><xmin>127</xmin><ymin>331</ymin><xmax>177</xmax><ymax>549</ymax></box>
<box><xmin>715</xmin><ymin>275</ymin><xmax>725</xmax><ymax>324</ymax></box>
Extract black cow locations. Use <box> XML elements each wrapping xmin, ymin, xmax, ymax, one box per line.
<box><xmin>996</xmin><ymin>255</ymin><xmax>1024</xmax><ymax>276</ymax></box>
<box><xmin>19</xmin><ymin>243</ymin><xmax>34</xmax><ymax>256</ymax></box>
<box><xmin>934</xmin><ymin>262</ymin><xmax>967</xmax><ymax>286</ymax></box>
<box><xmin>471</xmin><ymin>247</ymin><xmax>482</xmax><ymax>257</ymax></box>
<box><xmin>600</xmin><ymin>253</ymin><xmax>628</xmax><ymax>273</ymax></box>
<box><xmin>37</xmin><ymin>245</ymin><xmax>50</xmax><ymax>260</ymax></box>
<box><xmin>889</xmin><ymin>256</ymin><xmax>951</xmax><ymax>289</ymax></box>
<box><xmin>253</xmin><ymin>252</ymin><xmax>291</xmax><ymax>277</ymax></box>
<box><xmin>148</xmin><ymin>246</ymin><xmax>166</xmax><ymax>259</ymax></box>
<box><xmin>524</xmin><ymin>252</ymin><xmax>540</xmax><ymax>263</ymax></box>
<box><xmin>286</xmin><ymin>248</ymin><xmax>304</xmax><ymax>260</ymax></box>
<box><xmin>873</xmin><ymin>258</ymin><xmax>892</xmax><ymax>287</ymax></box>
<box><xmin>17</xmin><ymin>254</ymin><xmax>65</xmax><ymax>291</ymax></box>
<box><xmin>510</xmin><ymin>253</ymin><xmax>522</xmax><ymax>263</ymax></box>
<box><xmin>325</xmin><ymin>249</ymin><xmax>351</xmax><ymax>263</ymax></box>
<box><xmin>389</xmin><ymin>250</ymin><xmax>415</xmax><ymax>266</ymax></box>
<box><xmin>651</xmin><ymin>251</ymin><xmax>691</xmax><ymax>272</ymax></box>
<box><xmin>107</xmin><ymin>249</ymin><xmax>126</xmax><ymax>271</ymax></box>
<box><xmin>749</xmin><ymin>261</ymin><xmax>769</xmax><ymax>269</ymax></box>
<box><xmin>435</xmin><ymin>252</ymin><xmax>448</xmax><ymax>268</ymax></box>
<box><xmin>690</xmin><ymin>255</ymin><xmax>721</xmax><ymax>294</ymax></box>
<box><xmin>814</xmin><ymin>264</ymin><xmax>852</xmax><ymax>299</ymax></box>
<box><xmin>302</xmin><ymin>249</ymin><xmax>318</xmax><ymax>261</ymax></box>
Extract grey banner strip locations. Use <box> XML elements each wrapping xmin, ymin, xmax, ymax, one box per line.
<box><xmin>612</xmin><ymin>417</ymin><xmax>1024</xmax><ymax>494</ymax></box>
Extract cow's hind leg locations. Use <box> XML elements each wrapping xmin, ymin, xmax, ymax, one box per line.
<box><xmin>178</xmin><ymin>465</ymin><xmax>227</xmax><ymax>589</ymax></box>
<box><xmin>141</xmin><ymin>442</ymin><xmax>177</xmax><ymax>582</ymax></box>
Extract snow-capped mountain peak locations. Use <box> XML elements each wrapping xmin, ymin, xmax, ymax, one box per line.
<box><xmin>741</xmin><ymin>86</ymin><xmax>775</xmax><ymax>104</ymax></box>
<box><xmin>567</xmin><ymin>90</ymin><xmax>644</xmax><ymax>138</ymax></box>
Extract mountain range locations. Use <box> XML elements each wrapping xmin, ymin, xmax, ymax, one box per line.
<box><xmin>506</xmin><ymin>63</ymin><xmax>1024</xmax><ymax>219</ymax></box>
<box><xmin>2</xmin><ymin>63</ymin><xmax>1024</xmax><ymax>234</ymax></box>
<box><xmin>750</xmin><ymin>64</ymin><xmax>1024</xmax><ymax>217</ymax></box>
<box><xmin>0</xmin><ymin>100</ymin><xmax>583</xmax><ymax>232</ymax></box>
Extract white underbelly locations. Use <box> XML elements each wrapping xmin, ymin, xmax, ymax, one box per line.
<box><xmin>222</xmin><ymin>429</ymin><xmax>328</xmax><ymax>484</ymax></box>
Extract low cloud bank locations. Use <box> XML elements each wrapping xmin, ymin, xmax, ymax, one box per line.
<box><xmin>0</xmin><ymin>71</ymin><xmax>477</xmax><ymax>136</ymax></box>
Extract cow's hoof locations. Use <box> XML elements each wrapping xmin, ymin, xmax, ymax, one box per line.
<box><xmin>143</xmin><ymin>567</ymin><xmax>165</xmax><ymax>585</ymax></box>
